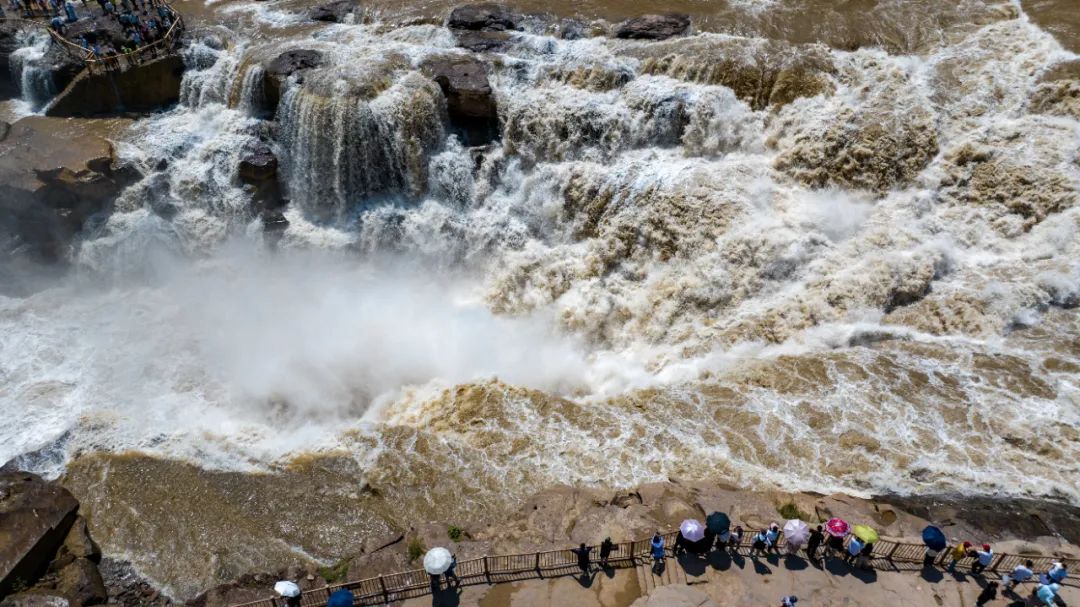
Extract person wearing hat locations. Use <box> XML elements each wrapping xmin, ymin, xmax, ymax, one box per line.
<box><xmin>947</xmin><ymin>541</ymin><xmax>972</xmax><ymax>573</ymax></box>
<box><xmin>971</xmin><ymin>544</ymin><xmax>993</xmax><ymax>575</ymax></box>
<box><xmin>780</xmin><ymin>596</ymin><xmax>798</xmax><ymax>607</ymax></box>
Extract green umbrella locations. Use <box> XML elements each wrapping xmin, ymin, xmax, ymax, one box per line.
<box><xmin>852</xmin><ymin>524</ymin><xmax>879</xmax><ymax>544</ymax></box>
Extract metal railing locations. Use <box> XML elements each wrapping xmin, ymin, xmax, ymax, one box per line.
<box><xmin>229</xmin><ymin>527</ymin><xmax>1079</xmax><ymax>607</ymax></box>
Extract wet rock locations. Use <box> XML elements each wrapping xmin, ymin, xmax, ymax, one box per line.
<box><xmin>451</xmin><ymin>30</ymin><xmax>512</xmax><ymax>53</ymax></box>
<box><xmin>614</xmin><ymin>13</ymin><xmax>690</xmax><ymax>40</ymax></box>
<box><xmin>420</xmin><ymin>54</ymin><xmax>498</xmax><ymax>145</ymax></box>
<box><xmin>238</xmin><ymin>143</ymin><xmax>279</xmax><ymax>184</ymax></box>
<box><xmin>308</xmin><ymin>0</ymin><xmax>360</xmax><ymax>23</ymax></box>
<box><xmin>446</xmin><ymin>3</ymin><xmax>522</xmax><ymax>32</ymax></box>
<box><xmin>46</xmin><ymin>55</ymin><xmax>185</xmax><ymax>117</ymax></box>
<box><xmin>55</xmin><ymin>559</ymin><xmax>107</xmax><ymax>606</ymax></box>
<box><xmin>0</xmin><ymin>121</ymin><xmax>10</xmax><ymax>142</ymax></box>
<box><xmin>0</xmin><ymin>22</ymin><xmax>22</xmax><ymax>99</ymax></box>
<box><xmin>0</xmin><ymin>117</ymin><xmax>139</xmax><ymax>265</ymax></box>
<box><xmin>0</xmin><ymin>590</ymin><xmax>73</xmax><ymax>607</ymax></box>
<box><xmin>262</xmin><ymin>50</ymin><xmax>324</xmax><ymax>111</ymax></box>
<box><xmin>51</xmin><ymin>518</ymin><xmax>102</xmax><ymax>571</ymax></box>
<box><xmin>0</xmin><ymin>472</ymin><xmax>79</xmax><ymax>597</ymax></box>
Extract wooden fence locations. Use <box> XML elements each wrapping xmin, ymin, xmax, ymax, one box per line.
<box><xmin>229</xmin><ymin>529</ymin><xmax>1079</xmax><ymax>607</ymax></box>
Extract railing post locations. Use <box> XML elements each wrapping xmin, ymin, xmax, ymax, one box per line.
<box><xmin>378</xmin><ymin>574</ymin><xmax>387</xmax><ymax>603</ymax></box>
<box><xmin>483</xmin><ymin>556</ymin><xmax>490</xmax><ymax>583</ymax></box>
<box><xmin>534</xmin><ymin>551</ymin><xmax>541</xmax><ymax>573</ymax></box>
<box><xmin>990</xmin><ymin>553</ymin><xmax>1006</xmax><ymax>573</ymax></box>
<box><xmin>886</xmin><ymin>543</ymin><xmax>900</xmax><ymax>560</ymax></box>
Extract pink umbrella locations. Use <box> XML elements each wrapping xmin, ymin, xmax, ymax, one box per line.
<box><xmin>826</xmin><ymin>518</ymin><xmax>849</xmax><ymax>538</ymax></box>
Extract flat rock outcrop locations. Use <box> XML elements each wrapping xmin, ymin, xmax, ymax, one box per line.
<box><xmin>420</xmin><ymin>54</ymin><xmax>498</xmax><ymax>144</ymax></box>
<box><xmin>0</xmin><ymin>116</ymin><xmax>138</xmax><ymax>264</ymax></box>
<box><xmin>262</xmin><ymin>49</ymin><xmax>324</xmax><ymax>111</ymax></box>
<box><xmin>0</xmin><ymin>473</ymin><xmax>79</xmax><ymax>597</ymax></box>
<box><xmin>308</xmin><ymin>0</ymin><xmax>360</xmax><ymax>23</ymax></box>
<box><xmin>446</xmin><ymin>3</ymin><xmax>522</xmax><ymax>32</ymax></box>
<box><xmin>46</xmin><ymin>55</ymin><xmax>185</xmax><ymax>117</ymax></box>
<box><xmin>614</xmin><ymin>14</ymin><xmax>691</xmax><ymax>40</ymax></box>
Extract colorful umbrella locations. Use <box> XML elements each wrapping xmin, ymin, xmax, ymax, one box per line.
<box><xmin>783</xmin><ymin>519</ymin><xmax>810</xmax><ymax>546</ymax></box>
<box><xmin>706</xmin><ymin>512</ymin><xmax>731</xmax><ymax>534</ymax></box>
<box><xmin>327</xmin><ymin>589</ymin><xmax>354</xmax><ymax>607</ymax></box>
<box><xmin>922</xmin><ymin>526</ymin><xmax>946</xmax><ymax>551</ymax></box>
<box><xmin>423</xmin><ymin>547</ymin><xmax>453</xmax><ymax>575</ymax></box>
<box><xmin>825</xmin><ymin>518</ymin><xmax>849</xmax><ymax>538</ymax></box>
<box><xmin>680</xmin><ymin>519</ymin><xmax>706</xmax><ymax>542</ymax></box>
<box><xmin>852</xmin><ymin>524</ymin><xmax>879</xmax><ymax>544</ymax></box>
<box><xmin>274</xmin><ymin>581</ymin><xmax>300</xmax><ymax>598</ymax></box>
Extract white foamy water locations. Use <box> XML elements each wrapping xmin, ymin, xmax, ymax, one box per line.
<box><xmin>2</xmin><ymin>0</ymin><xmax>1080</xmax><ymax>511</ymax></box>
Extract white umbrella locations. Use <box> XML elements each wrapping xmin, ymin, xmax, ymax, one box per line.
<box><xmin>680</xmin><ymin>519</ymin><xmax>706</xmax><ymax>542</ymax></box>
<box><xmin>424</xmin><ymin>547</ymin><xmax>453</xmax><ymax>575</ymax></box>
<box><xmin>783</xmin><ymin>519</ymin><xmax>810</xmax><ymax>547</ymax></box>
<box><xmin>274</xmin><ymin>581</ymin><xmax>301</xmax><ymax>598</ymax></box>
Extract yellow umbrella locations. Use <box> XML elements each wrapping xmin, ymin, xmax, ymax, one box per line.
<box><xmin>852</xmin><ymin>524</ymin><xmax>879</xmax><ymax>543</ymax></box>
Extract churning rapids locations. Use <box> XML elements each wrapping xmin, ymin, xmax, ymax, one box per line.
<box><xmin>3</xmin><ymin>0</ymin><xmax>1080</xmax><ymax>596</ymax></box>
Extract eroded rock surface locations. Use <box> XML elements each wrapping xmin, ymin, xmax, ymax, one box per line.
<box><xmin>614</xmin><ymin>13</ymin><xmax>691</xmax><ymax>40</ymax></box>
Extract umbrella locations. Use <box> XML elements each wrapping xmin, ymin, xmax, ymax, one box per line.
<box><xmin>706</xmin><ymin>512</ymin><xmax>731</xmax><ymax>534</ymax></box>
<box><xmin>783</xmin><ymin>519</ymin><xmax>810</xmax><ymax>546</ymax></box>
<box><xmin>922</xmin><ymin>526</ymin><xmax>946</xmax><ymax>551</ymax></box>
<box><xmin>327</xmin><ymin>589</ymin><xmax>354</xmax><ymax>607</ymax></box>
<box><xmin>825</xmin><ymin>518</ymin><xmax>849</xmax><ymax>538</ymax></box>
<box><xmin>852</xmin><ymin>524</ymin><xmax>879</xmax><ymax>544</ymax></box>
<box><xmin>423</xmin><ymin>547</ymin><xmax>453</xmax><ymax>575</ymax></box>
<box><xmin>680</xmin><ymin>519</ymin><xmax>706</xmax><ymax>542</ymax></box>
<box><xmin>274</xmin><ymin>581</ymin><xmax>300</xmax><ymax>598</ymax></box>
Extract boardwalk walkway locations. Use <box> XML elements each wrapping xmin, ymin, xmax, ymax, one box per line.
<box><xmin>232</xmin><ymin>530</ymin><xmax>1079</xmax><ymax>607</ymax></box>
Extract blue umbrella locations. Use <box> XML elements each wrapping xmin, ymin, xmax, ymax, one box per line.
<box><xmin>922</xmin><ymin>526</ymin><xmax>946</xmax><ymax>551</ymax></box>
<box><xmin>327</xmin><ymin>589</ymin><xmax>354</xmax><ymax>607</ymax></box>
<box><xmin>706</xmin><ymin>512</ymin><xmax>731</xmax><ymax>534</ymax></box>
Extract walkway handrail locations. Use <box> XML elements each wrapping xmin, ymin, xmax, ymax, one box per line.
<box><xmin>228</xmin><ymin>527</ymin><xmax>1080</xmax><ymax>607</ymax></box>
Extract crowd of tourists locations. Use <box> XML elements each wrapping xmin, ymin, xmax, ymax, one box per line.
<box><xmin>2</xmin><ymin>0</ymin><xmax>177</xmax><ymax>70</ymax></box>
<box><xmin>266</xmin><ymin>514</ymin><xmax>1072</xmax><ymax>607</ymax></box>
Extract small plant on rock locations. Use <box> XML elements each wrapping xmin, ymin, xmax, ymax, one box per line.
<box><xmin>407</xmin><ymin>537</ymin><xmax>425</xmax><ymax>562</ymax></box>
<box><xmin>447</xmin><ymin>525</ymin><xmax>463</xmax><ymax>541</ymax></box>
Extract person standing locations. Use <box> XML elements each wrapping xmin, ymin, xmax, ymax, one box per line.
<box><xmin>947</xmin><ymin>541</ymin><xmax>972</xmax><ymax>573</ymax></box>
<box><xmin>1047</xmin><ymin>562</ymin><xmax>1067</xmax><ymax>584</ymax></box>
<box><xmin>571</xmin><ymin>543</ymin><xmax>591</xmax><ymax>576</ymax></box>
<box><xmin>729</xmin><ymin>526</ymin><xmax>744</xmax><ymax>552</ymax></box>
<box><xmin>971</xmin><ymin>544</ymin><xmax>993</xmax><ymax>575</ymax></box>
<box><xmin>751</xmin><ymin>529</ymin><xmax>769</xmax><ymax>556</ymax></box>
<box><xmin>650</xmin><ymin>533</ymin><xmax>665</xmax><ymax>573</ymax></box>
<box><xmin>765</xmin><ymin>524</ymin><xmax>781</xmax><ymax>555</ymax></box>
<box><xmin>976</xmin><ymin>582</ymin><xmax>999</xmax><ymax>606</ymax></box>
<box><xmin>599</xmin><ymin>537</ymin><xmax>614</xmax><ymax>568</ymax></box>
<box><xmin>1006</xmin><ymin>560</ymin><xmax>1035</xmax><ymax>590</ymax></box>
<box><xmin>716</xmin><ymin>526</ymin><xmax>731</xmax><ymax>551</ymax></box>
<box><xmin>806</xmin><ymin>526</ymin><xmax>824</xmax><ymax>562</ymax></box>
<box><xmin>444</xmin><ymin>554</ymin><xmax>460</xmax><ymax>587</ymax></box>
<box><xmin>779</xmin><ymin>596</ymin><xmax>798</xmax><ymax>607</ymax></box>
<box><xmin>845</xmin><ymin>536</ymin><xmax>864</xmax><ymax>564</ymax></box>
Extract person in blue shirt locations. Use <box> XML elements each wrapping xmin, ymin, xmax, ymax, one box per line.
<box><xmin>845</xmin><ymin>536</ymin><xmax>865</xmax><ymax>564</ymax></box>
<box><xmin>765</xmin><ymin>523</ymin><xmax>781</xmax><ymax>555</ymax></box>
<box><xmin>650</xmin><ymin>532</ymin><xmax>665</xmax><ymax>573</ymax></box>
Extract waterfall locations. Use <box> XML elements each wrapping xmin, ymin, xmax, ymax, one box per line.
<box><xmin>277</xmin><ymin>71</ymin><xmax>445</xmax><ymax>221</ymax></box>
<box><xmin>8</xmin><ymin>28</ymin><xmax>56</xmax><ymax>111</ymax></box>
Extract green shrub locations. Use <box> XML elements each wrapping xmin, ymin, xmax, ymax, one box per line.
<box><xmin>447</xmin><ymin>525</ymin><xmax>463</xmax><ymax>542</ymax></box>
<box><xmin>407</xmin><ymin>537</ymin><xmax>425</xmax><ymax>562</ymax></box>
<box><xmin>777</xmin><ymin>501</ymin><xmax>812</xmax><ymax>521</ymax></box>
<box><xmin>318</xmin><ymin>558</ymin><xmax>350</xmax><ymax>583</ymax></box>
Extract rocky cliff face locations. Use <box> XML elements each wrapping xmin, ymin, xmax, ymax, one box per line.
<box><xmin>0</xmin><ymin>117</ymin><xmax>139</xmax><ymax>275</ymax></box>
<box><xmin>46</xmin><ymin>55</ymin><xmax>185</xmax><ymax>117</ymax></box>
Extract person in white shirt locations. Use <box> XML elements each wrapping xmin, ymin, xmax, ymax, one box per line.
<box><xmin>1006</xmin><ymin>560</ymin><xmax>1034</xmax><ymax>589</ymax></box>
<box><xmin>970</xmin><ymin>544</ymin><xmax>993</xmax><ymax>575</ymax></box>
<box><xmin>780</xmin><ymin>596</ymin><xmax>798</xmax><ymax>607</ymax></box>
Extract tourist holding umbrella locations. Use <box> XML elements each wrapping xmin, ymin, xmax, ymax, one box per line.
<box><xmin>273</xmin><ymin>581</ymin><xmax>301</xmax><ymax>607</ymax></box>
<box><xmin>326</xmin><ymin>589</ymin><xmax>353</xmax><ymax>607</ymax></box>
<box><xmin>678</xmin><ymin>519</ymin><xmax>705</xmax><ymax>556</ymax></box>
<box><xmin>851</xmin><ymin>525</ymin><xmax>878</xmax><ymax>568</ymax></box>
<box><xmin>424</xmin><ymin>546</ymin><xmax>454</xmax><ymax>589</ymax></box>
<box><xmin>922</xmin><ymin>525</ymin><xmax>946</xmax><ymax>567</ymax></box>
<box><xmin>824</xmin><ymin>518</ymin><xmax>848</xmax><ymax>561</ymax></box>
<box><xmin>782</xmin><ymin>519</ymin><xmax>810</xmax><ymax>555</ymax></box>
<box><xmin>806</xmin><ymin>525</ymin><xmax>825</xmax><ymax>562</ymax></box>
<box><xmin>707</xmin><ymin>512</ymin><xmax>731</xmax><ymax>550</ymax></box>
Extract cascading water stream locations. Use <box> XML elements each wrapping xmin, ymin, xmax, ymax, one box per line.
<box><xmin>8</xmin><ymin>27</ymin><xmax>56</xmax><ymax>111</ymax></box>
